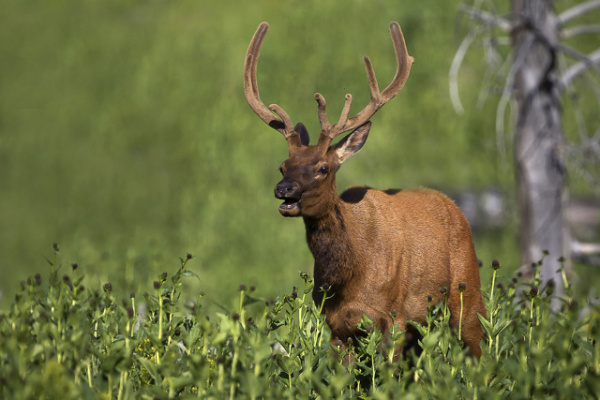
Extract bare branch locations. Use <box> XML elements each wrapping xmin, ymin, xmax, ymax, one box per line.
<box><xmin>450</xmin><ymin>29</ymin><xmax>479</xmax><ymax>114</ymax></box>
<box><xmin>561</xmin><ymin>24</ymin><xmax>600</xmax><ymax>39</ymax></box>
<box><xmin>558</xmin><ymin>0</ymin><xmax>600</xmax><ymax>25</ymax></box>
<box><xmin>460</xmin><ymin>5</ymin><xmax>513</xmax><ymax>32</ymax></box>
<box><xmin>559</xmin><ymin>47</ymin><xmax>600</xmax><ymax>88</ymax></box>
<box><xmin>474</xmin><ymin>39</ymin><xmax>502</xmax><ymax>108</ymax></box>
<box><xmin>493</xmin><ymin>34</ymin><xmax>537</xmax><ymax>163</ymax></box>
<box><xmin>572</xmin><ymin>239</ymin><xmax>600</xmax><ymax>257</ymax></box>
<box><xmin>451</xmin><ymin>3</ymin><xmax>517</xmax><ymax>115</ymax></box>
<box><xmin>494</xmin><ymin>86</ymin><xmax>513</xmax><ymax>157</ymax></box>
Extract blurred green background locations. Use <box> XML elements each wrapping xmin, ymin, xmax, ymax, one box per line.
<box><xmin>1</xmin><ymin>0</ymin><xmax>596</xmax><ymax>310</ymax></box>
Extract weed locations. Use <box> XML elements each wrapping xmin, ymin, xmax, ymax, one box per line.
<box><xmin>0</xmin><ymin>251</ymin><xmax>598</xmax><ymax>399</ymax></box>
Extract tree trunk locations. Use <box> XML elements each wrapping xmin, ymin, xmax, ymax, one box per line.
<box><xmin>511</xmin><ymin>0</ymin><xmax>570</xmax><ymax>307</ymax></box>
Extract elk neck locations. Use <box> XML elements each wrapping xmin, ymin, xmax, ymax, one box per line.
<box><xmin>302</xmin><ymin>188</ymin><xmax>357</xmax><ymax>293</ymax></box>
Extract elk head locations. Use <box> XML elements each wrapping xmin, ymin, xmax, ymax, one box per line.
<box><xmin>243</xmin><ymin>22</ymin><xmax>414</xmax><ymax>218</ymax></box>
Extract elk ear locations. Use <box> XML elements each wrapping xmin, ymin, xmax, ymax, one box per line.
<box><xmin>333</xmin><ymin>121</ymin><xmax>371</xmax><ymax>163</ymax></box>
<box><xmin>294</xmin><ymin>122</ymin><xmax>310</xmax><ymax>146</ymax></box>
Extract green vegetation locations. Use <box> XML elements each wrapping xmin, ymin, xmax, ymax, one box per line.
<box><xmin>1</xmin><ymin>250</ymin><xmax>598</xmax><ymax>398</ymax></box>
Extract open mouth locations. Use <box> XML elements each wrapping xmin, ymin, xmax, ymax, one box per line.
<box><xmin>278</xmin><ymin>197</ymin><xmax>301</xmax><ymax>216</ymax></box>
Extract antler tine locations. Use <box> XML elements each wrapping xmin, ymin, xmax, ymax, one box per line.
<box><xmin>381</xmin><ymin>22</ymin><xmax>413</xmax><ymax>100</ymax></box>
<box><xmin>314</xmin><ymin>93</ymin><xmax>331</xmax><ymax>132</ymax></box>
<box><xmin>244</xmin><ymin>23</ymin><xmax>300</xmax><ymax>147</ymax></box>
<box><xmin>339</xmin><ymin>94</ymin><xmax>353</xmax><ymax>127</ymax></box>
<box><xmin>315</xmin><ymin>92</ymin><xmax>354</xmax><ymax>146</ymax></box>
<box><xmin>318</xmin><ymin>22</ymin><xmax>414</xmax><ymax>147</ymax></box>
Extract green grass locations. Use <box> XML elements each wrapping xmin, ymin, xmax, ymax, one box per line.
<box><xmin>1</xmin><ymin>250</ymin><xmax>598</xmax><ymax>399</ymax></box>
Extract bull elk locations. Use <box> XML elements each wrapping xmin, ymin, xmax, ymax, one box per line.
<box><xmin>244</xmin><ymin>21</ymin><xmax>485</xmax><ymax>357</ymax></box>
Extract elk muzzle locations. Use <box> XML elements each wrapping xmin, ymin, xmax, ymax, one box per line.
<box><xmin>274</xmin><ymin>178</ymin><xmax>302</xmax><ymax>217</ymax></box>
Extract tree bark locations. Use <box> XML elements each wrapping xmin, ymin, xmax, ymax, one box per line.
<box><xmin>511</xmin><ymin>0</ymin><xmax>570</xmax><ymax>306</ymax></box>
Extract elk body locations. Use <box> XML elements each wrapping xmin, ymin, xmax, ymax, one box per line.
<box><xmin>244</xmin><ymin>22</ymin><xmax>485</xmax><ymax>357</ymax></box>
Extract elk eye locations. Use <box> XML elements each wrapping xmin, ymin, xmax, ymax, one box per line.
<box><xmin>318</xmin><ymin>165</ymin><xmax>329</xmax><ymax>175</ymax></box>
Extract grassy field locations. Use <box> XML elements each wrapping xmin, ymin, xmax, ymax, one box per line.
<box><xmin>1</xmin><ymin>0</ymin><xmax>597</xmax><ymax>312</ymax></box>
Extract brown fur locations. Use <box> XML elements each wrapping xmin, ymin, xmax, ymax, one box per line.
<box><xmin>307</xmin><ymin>185</ymin><xmax>485</xmax><ymax>357</ymax></box>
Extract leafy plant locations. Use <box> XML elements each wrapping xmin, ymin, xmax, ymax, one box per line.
<box><xmin>0</xmin><ymin>248</ymin><xmax>598</xmax><ymax>399</ymax></box>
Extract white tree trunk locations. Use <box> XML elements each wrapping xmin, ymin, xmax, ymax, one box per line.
<box><xmin>511</xmin><ymin>0</ymin><xmax>570</xmax><ymax>306</ymax></box>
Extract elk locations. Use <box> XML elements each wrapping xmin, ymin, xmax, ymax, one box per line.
<box><xmin>244</xmin><ymin>21</ymin><xmax>485</xmax><ymax>357</ymax></box>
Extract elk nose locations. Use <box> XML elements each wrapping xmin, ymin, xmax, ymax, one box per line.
<box><xmin>274</xmin><ymin>179</ymin><xmax>299</xmax><ymax>199</ymax></box>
